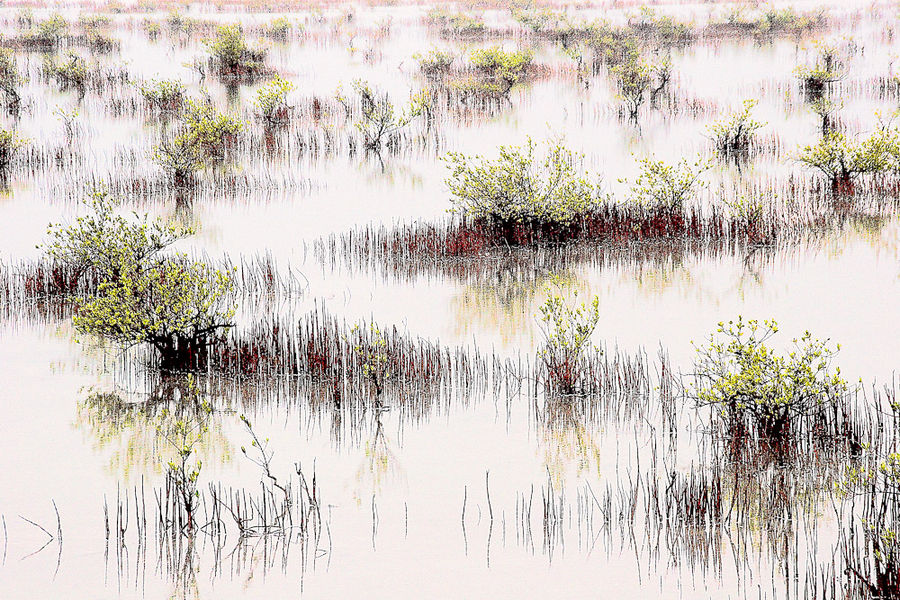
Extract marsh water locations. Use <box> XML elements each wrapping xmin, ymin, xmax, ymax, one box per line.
<box><xmin>0</xmin><ymin>2</ymin><xmax>899</xmax><ymax>598</ymax></box>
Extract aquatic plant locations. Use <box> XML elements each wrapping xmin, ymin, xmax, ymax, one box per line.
<box><xmin>43</xmin><ymin>190</ymin><xmax>235</xmax><ymax>370</ymax></box>
<box><xmin>336</xmin><ymin>80</ymin><xmax>428</xmax><ymax>150</ymax></box>
<box><xmin>43</xmin><ymin>52</ymin><xmax>89</xmax><ymax>93</ymax></box>
<box><xmin>625</xmin><ymin>156</ymin><xmax>711</xmax><ymax>210</ymax></box>
<box><xmin>0</xmin><ymin>48</ymin><xmax>21</xmax><ymax>112</ymax></box>
<box><xmin>139</xmin><ymin>78</ymin><xmax>186</xmax><ymax>112</ymax></box>
<box><xmin>426</xmin><ymin>10</ymin><xmax>485</xmax><ymax>36</ymax></box>
<box><xmin>708</xmin><ymin>99</ymin><xmax>766</xmax><ymax>157</ymax></box>
<box><xmin>610</xmin><ymin>54</ymin><xmax>670</xmax><ymax>118</ymax></box>
<box><xmin>415</xmin><ymin>49</ymin><xmax>454</xmax><ymax>78</ymax></box>
<box><xmin>444</xmin><ymin>138</ymin><xmax>605</xmax><ymax>231</ymax></box>
<box><xmin>204</xmin><ymin>24</ymin><xmax>267</xmax><ymax>78</ymax></box>
<box><xmin>689</xmin><ymin>317</ymin><xmax>847</xmax><ymax>450</ymax></box>
<box><xmin>795</xmin><ymin>42</ymin><xmax>847</xmax><ymax>97</ymax></box>
<box><xmin>254</xmin><ymin>74</ymin><xmax>294</xmax><ymax>125</ymax></box>
<box><xmin>154</xmin><ymin>97</ymin><xmax>244</xmax><ymax>183</ymax></box>
<box><xmin>263</xmin><ymin>16</ymin><xmax>292</xmax><ymax>41</ymax></box>
<box><xmin>537</xmin><ymin>285</ymin><xmax>601</xmax><ymax>395</ymax></box>
<box><xmin>0</xmin><ymin>126</ymin><xmax>25</xmax><ymax>172</ymax></box>
<box><xmin>797</xmin><ymin>127</ymin><xmax>898</xmax><ymax>192</ymax></box>
<box><xmin>467</xmin><ymin>46</ymin><xmax>533</xmax><ymax>97</ymax></box>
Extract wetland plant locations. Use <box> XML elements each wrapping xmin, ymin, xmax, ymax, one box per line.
<box><xmin>154</xmin><ymin>97</ymin><xmax>244</xmax><ymax>184</ymax></box>
<box><xmin>254</xmin><ymin>74</ymin><xmax>294</xmax><ymax>126</ymax></box>
<box><xmin>336</xmin><ymin>80</ymin><xmax>429</xmax><ymax>151</ymax></box>
<box><xmin>20</xmin><ymin>13</ymin><xmax>68</xmax><ymax>49</ymax></box>
<box><xmin>708</xmin><ymin>99</ymin><xmax>766</xmax><ymax>157</ymax></box>
<box><xmin>139</xmin><ymin>78</ymin><xmax>186</xmax><ymax>113</ymax></box>
<box><xmin>204</xmin><ymin>24</ymin><xmax>267</xmax><ymax>79</ymax></box>
<box><xmin>0</xmin><ymin>126</ymin><xmax>25</xmax><ymax>172</ymax></box>
<box><xmin>625</xmin><ymin>156</ymin><xmax>711</xmax><ymax>210</ymax></box>
<box><xmin>43</xmin><ymin>52</ymin><xmax>88</xmax><ymax>94</ymax></box>
<box><xmin>537</xmin><ymin>286</ymin><xmax>601</xmax><ymax>396</ymax></box>
<box><xmin>444</xmin><ymin>138</ymin><xmax>605</xmax><ymax>235</ymax></box>
<box><xmin>795</xmin><ymin>42</ymin><xmax>847</xmax><ymax>98</ymax></box>
<box><xmin>688</xmin><ymin>317</ymin><xmax>847</xmax><ymax>453</ymax></box>
<box><xmin>415</xmin><ymin>49</ymin><xmax>454</xmax><ymax>79</ymax></box>
<box><xmin>426</xmin><ymin>10</ymin><xmax>485</xmax><ymax>37</ymax></box>
<box><xmin>610</xmin><ymin>54</ymin><xmax>670</xmax><ymax>119</ymax></box>
<box><xmin>467</xmin><ymin>46</ymin><xmax>533</xmax><ymax>97</ymax></box>
<box><xmin>43</xmin><ymin>190</ymin><xmax>236</xmax><ymax>370</ymax></box>
<box><xmin>0</xmin><ymin>48</ymin><xmax>21</xmax><ymax>113</ymax></box>
<box><xmin>797</xmin><ymin>127</ymin><xmax>899</xmax><ymax>192</ymax></box>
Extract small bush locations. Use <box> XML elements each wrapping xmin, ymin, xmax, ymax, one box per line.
<box><xmin>708</xmin><ymin>99</ymin><xmax>766</xmax><ymax>156</ymax></box>
<box><xmin>263</xmin><ymin>17</ymin><xmax>292</xmax><ymax>41</ymax></box>
<box><xmin>624</xmin><ymin>156</ymin><xmax>711</xmax><ymax>210</ymax></box>
<box><xmin>43</xmin><ymin>52</ymin><xmax>89</xmax><ymax>93</ymax></box>
<box><xmin>538</xmin><ymin>285</ymin><xmax>601</xmax><ymax>395</ymax></box>
<box><xmin>154</xmin><ymin>97</ymin><xmax>244</xmax><ymax>183</ymax></box>
<box><xmin>468</xmin><ymin>46</ymin><xmax>533</xmax><ymax>96</ymax></box>
<box><xmin>254</xmin><ymin>75</ymin><xmax>294</xmax><ymax>125</ymax></box>
<box><xmin>689</xmin><ymin>317</ymin><xmax>847</xmax><ymax>449</ymax></box>
<box><xmin>204</xmin><ymin>25</ymin><xmax>267</xmax><ymax>78</ymax></box>
<box><xmin>797</xmin><ymin>127</ymin><xmax>898</xmax><ymax>191</ymax></box>
<box><xmin>24</xmin><ymin>13</ymin><xmax>68</xmax><ymax>48</ymax></box>
<box><xmin>414</xmin><ymin>49</ymin><xmax>454</xmax><ymax>78</ymax></box>
<box><xmin>44</xmin><ymin>190</ymin><xmax>235</xmax><ymax>370</ymax></box>
<box><xmin>336</xmin><ymin>80</ymin><xmax>428</xmax><ymax>150</ymax></box>
<box><xmin>444</xmin><ymin>138</ymin><xmax>605</xmax><ymax>229</ymax></box>
<box><xmin>794</xmin><ymin>42</ymin><xmax>846</xmax><ymax>96</ymax></box>
<box><xmin>0</xmin><ymin>127</ymin><xmax>26</xmax><ymax>171</ymax></box>
<box><xmin>0</xmin><ymin>48</ymin><xmax>21</xmax><ymax>111</ymax></box>
<box><xmin>427</xmin><ymin>10</ymin><xmax>485</xmax><ymax>36</ymax></box>
<box><xmin>139</xmin><ymin>78</ymin><xmax>186</xmax><ymax>112</ymax></box>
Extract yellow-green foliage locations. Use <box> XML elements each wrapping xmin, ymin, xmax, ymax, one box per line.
<box><xmin>444</xmin><ymin>138</ymin><xmax>605</xmax><ymax>226</ymax></box>
<box><xmin>43</xmin><ymin>190</ymin><xmax>235</xmax><ymax>369</ymax></box>
<box><xmin>336</xmin><ymin>80</ymin><xmax>428</xmax><ymax>150</ymax></box>
<box><xmin>708</xmin><ymin>99</ymin><xmax>766</xmax><ymax>155</ymax></box>
<box><xmin>0</xmin><ymin>127</ymin><xmax>25</xmax><ymax>171</ymax></box>
<box><xmin>43</xmin><ymin>51</ymin><xmax>89</xmax><ymax>91</ymax></box>
<box><xmin>689</xmin><ymin>317</ymin><xmax>847</xmax><ymax>442</ymax></box>
<box><xmin>154</xmin><ymin>97</ymin><xmax>244</xmax><ymax>180</ymax></box>
<box><xmin>797</xmin><ymin>126</ymin><xmax>899</xmax><ymax>185</ymax></box>
<box><xmin>204</xmin><ymin>24</ymin><xmax>267</xmax><ymax>76</ymax></box>
<box><xmin>468</xmin><ymin>46</ymin><xmax>533</xmax><ymax>96</ymax></box>
<box><xmin>139</xmin><ymin>78</ymin><xmax>185</xmax><ymax>112</ymax></box>
<box><xmin>624</xmin><ymin>156</ymin><xmax>711</xmax><ymax>210</ymax></box>
<box><xmin>254</xmin><ymin>74</ymin><xmax>294</xmax><ymax>125</ymax></box>
<box><xmin>538</xmin><ymin>284</ymin><xmax>601</xmax><ymax>395</ymax></box>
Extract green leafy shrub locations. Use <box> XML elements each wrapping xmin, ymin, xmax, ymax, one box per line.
<box><xmin>204</xmin><ymin>25</ymin><xmax>267</xmax><ymax>77</ymax></box>
<box><xmin>264</xmin><ymin>17</ymin><xmax>292</xmax><ymax>41</ymax></box>
<box><xmin>794</xmin><ymin>42</ymin><xmax>846</xmax><ymax>96</ymax></box>
<box><xmin>0</xmin><ymin>48</ymin><xmax>21</xmax><ymax>111</ymax></box>
<box><xmin>24</xmin><ymin>13</ymin><xmax>68</xmax><ymax>47</ymax></box>
<box><xmin>139</xmin><ymin>78</ymin><xmax>186</xmax><ymax>112</ymax></box>
<box><xmin>254</xmin><ymin>74</ymin><xmax>294</xmax><ymax>125</ymax></box>
<box><xmin>624</xmin><ymin>156</ymin><xmax>711</xmax><ymax>210</ymax></box>
<box><xmin>336</xmin><ymin>80</ymin><xmax>428</xmax><ymax>150</ymax></box>
<box><xmin>628</xmin><ymin>7</ymin><xmax>693</xmax><ymax>45</ymax></box>
<box><xmin>0</xmin><ymin>127</ymin><xmax>25</xmax><ymax>171</ymax></box>
<box><xmin>43</xmin><ymin>190</ymin><xmax>235</xmax><ymax>370</ymax></box>
<box><xmin>427</xmin><ymin>10</ymin><xmax>485</xmax><ymax>36</ymax></box>
<box><xmin>43</xmin><ymin>51</ymin><xmax>89</xmax><ymax>92</ymax></box>
<box><xmin>538</xmin><ymin>285</ymin><xmax>601</xmax><ymax>395</ymax></box>
<box><xmin>689</xmin><ymin>317</ymin><xmax>847</xmax><ymax>447</ymax></box>
<box><xmin>444</xmin><ymin>138</ymin><xmax>605</xmax><ymax>228</ymax></box>
<box><xmin>414</xmin><ymin>49</ymin><xmax>454</xmax><ymax>78</ymax></box>
<box><xmin>708</xmin><ymin>99</ymin><xmax>766</xmax><ymax>156</ymax></box>
<box><xmin>797</xmin><ymin>127</ymin><xmax>898</xmax><ymax>190</ymax></box>
<box><xmin>153</xmin><ymin>98</ymin><xmax>243</xmax><ymax>183</ymax></box>
<box><xmin>467</xmin><ymin>46</ymin><xmax>533</xmax><ymax>96</ymax></box>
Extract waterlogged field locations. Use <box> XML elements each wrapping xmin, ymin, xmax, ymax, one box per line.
<box><xmin>0</xmin><ymin>1</ymin><xmax>899</xmax><ymax>599</ymax></box>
